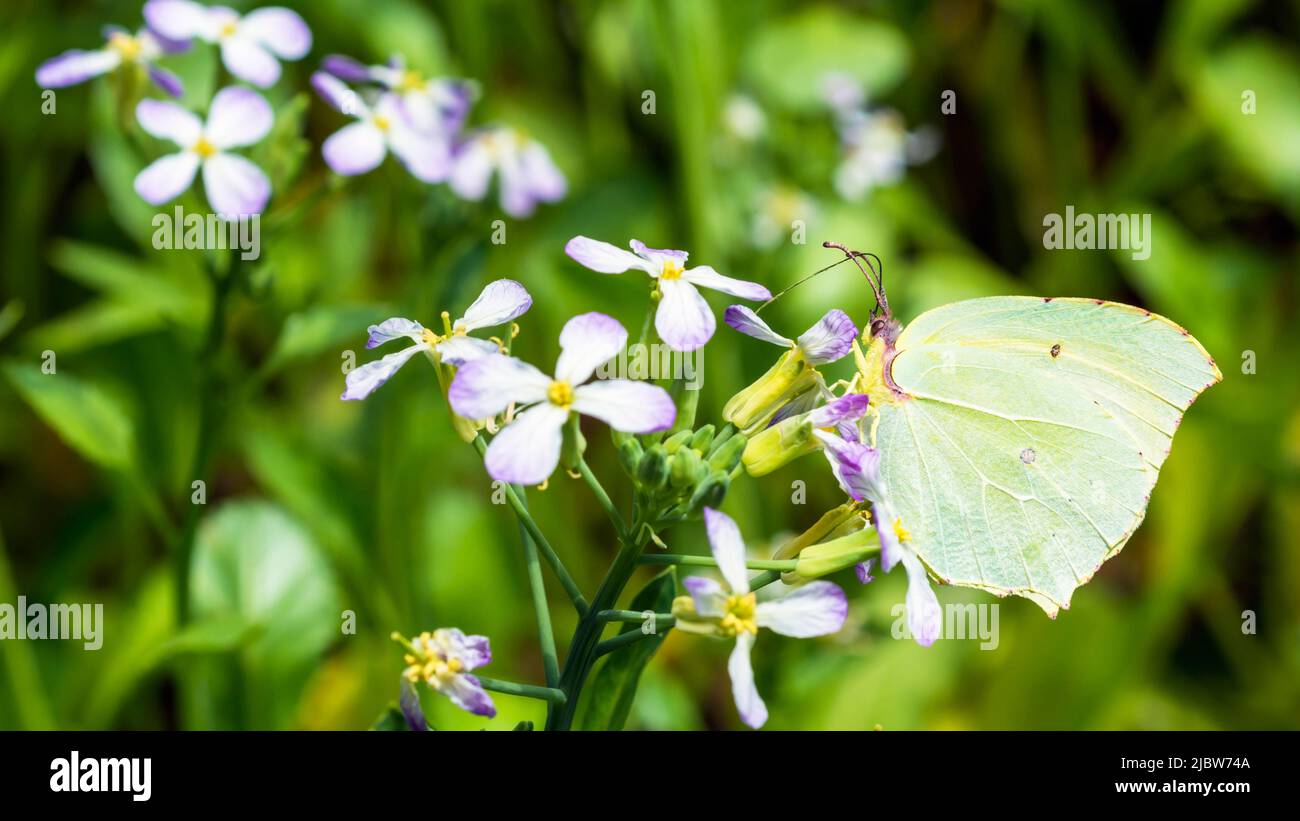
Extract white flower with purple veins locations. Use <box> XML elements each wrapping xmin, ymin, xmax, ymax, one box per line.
<box><xmin>725</xmin><ymin>305</ymin><xmax>857</xmax><ymax>365</ymax></box>
<box><xmin>449</xmin><ymin>313</ymin><xmax>676</xmax><ymax>486</ymax></box>
<box><xmin>680</xmin><ymin>508</ymin><xmax>847</xmax><ymax>729</ymax></box>
<box><xmin>36</xmin><ymin>26</ymin><xmax>186</xmax><ymax>97</ymax></box>
<box><xmin>312</xmin><ymin>72</ymin><xmax>450</xmax><ymax>183</ymax></box>
<box><xmin>133</xmin><ymin>86</ymin><xmax>273</xmax><ymax>217</ymax></box>
<box><xmin>324</xmin><ymin>53</ymin><xmax>473</xmax><ymax>137</ymax></box>
<box><xmin>814</xmin><ymin>428</ymin><xmax>942</xmax><ymax>647</ymax></box>
<box><xmin>565</xmin><ymin>237</ymin><xmax>773</xmax><ymax>353</ymax></box>
<box><xmin>402</xmin><ymin>629</ymin><xmax>495</xmax><ymax>718</ymax></box>
<box><xmin>450</xmin><ymin>127</ymin><xmax>566</xmax><ymax>218</ymax></box>
<box><xmin>341</xmin><ymin>279</ymin><xmax>532</xmax><ymax>401</ymax></box>
<box><xmin>144</xmin><ymin>0</ymin><xmax>311</xmax><ymax>88</ymax></box>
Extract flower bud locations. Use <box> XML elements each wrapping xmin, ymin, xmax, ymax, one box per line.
<box><xmin>707</xmin><ymin>432</ymin><xmax>747</xmax><ymax>473</ymax></box>
<box><xmin>617</xmin><ymin>437</ymin><xmax>644</xmax><ymax>478</ymax></box>
<box><xmin>722</xmin><ymin>349</ymin><xmax>819</xmax><ymax>432</ymax></box>
<box><xmin>687</xmin><ymin>472</ymin><xmax>730</xmax><ymax>514</ymax></box>
<box><xmin>689</xmin><ymin>424</ymin><xmax>715</xmax><ymax>453</ymax></box>
<box><xmin>637</xmin><ymin>444</ymin><xmax>670</xmax><ymax>491</ymax></box>
<box><xmin>663</xmin><ymin>429</ymin><xmax>694</xmax><ymax>454</ymax></box>
<box><xmin>740</xmin><ymin>414</ymin><xmax>817</xmax><ymax>476</ymax></box>
<box><xmin>560</xmin><ymin>413</ymin><xmax>586</xmax><ymax>470</ymax></box>
<box><xmin>670</xmin><ymin>445</ymin><xmax>704</xmax><ymax>489</ymax></box>
<box><xmin>793</xmin><ymin>527</ymin><xmax>879</xmax><ymax>579</ymax></box>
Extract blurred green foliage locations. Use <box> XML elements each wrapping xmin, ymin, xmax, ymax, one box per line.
<box><xmin>0</xmin><ymin>0</ymin><xmax>1296</xmax><ymax>730</ymax></box>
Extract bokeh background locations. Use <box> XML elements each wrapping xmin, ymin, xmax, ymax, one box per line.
<box><xmin>1</xmin><ymin>0</ymin><xmax>1296</xmax><ymax>730</ymax></box>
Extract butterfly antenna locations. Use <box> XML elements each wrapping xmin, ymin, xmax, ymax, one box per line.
<box><xmin>823</xmin><ymin>241</ymin><xmax>889</xmax><ymax>318</ymax></box>
<box><xmin>754</xmin><ymin>255</ymin><xmax>856</xmax><ymax>314</ymax></box>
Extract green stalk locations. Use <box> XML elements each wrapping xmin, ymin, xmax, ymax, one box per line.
<box><xmin>595</xmin><ymin>627</ymin><xmax>664</xmax><ymax>658</ymax></box>
<box><xmin>513</xmin><ymin>488</ymin><xmax>560</xmax><ymax>693</ymax></box>
<box><xmin>638</xmin><ymin>554</ymin><xmax>798</xmax><ymax>571</ymax></box>
<box><xmin>577</xmin><ymin>456</ymin><xmax>628</xmax><ymax>539</ymax></box>
<box><xmin>475</xmin><ymin>676</ymin><xmax>567</xmax><ymax>705</ymax></box>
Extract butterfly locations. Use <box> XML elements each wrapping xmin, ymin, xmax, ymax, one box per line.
<box><xmin>832</xmin><ymin>243</ymin><xmax>1222</xmax><ymax>615</ymax></box>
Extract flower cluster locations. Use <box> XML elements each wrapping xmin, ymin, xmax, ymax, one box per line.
<box><xmin>821</xmin><ymin>71</ymin><xmax>939</xmax><ymax>202</ymax></box>
<box><xmin>395</xmin><ymin>629</ymin><xmax>496</xmax><ymax>718</ymax></box>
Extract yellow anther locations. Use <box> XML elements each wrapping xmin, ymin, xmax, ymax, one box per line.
<box><xmin>420</xmin><ymin>328</ymin><xmax>440</xmax><ymax>347</ymax></box>
<box><xmin>719</xmin><ymin>592</ymin><xmax>758</xmax><ymax>637</ymax></box>
<box><xmin>219</xmin><ymin>21</ymin><xmax>238</xmax><ymax>37</ymax></box>
<box><xmin>660</xmin><ymin>260</ymin><xmax>685</xmax><ymax>281</ymax></box>
<box><xmin>547</xmin><ymin>380</ymin><xmax>574</xmax><ymax>408</ymax></box>
<box><xmin>373</xmin><ymin>115</ymin><xmax>391</xmax><ymax>132</ymax></box>
<box><xmin>398</xmin><ymin>70</ymin><xmax>426</xmax><ymax>92</ymax></box>
<box><xmin>192</xmin><ymin>137</ymin><xmax>217</xmax><ymax>158</ymax></box>
<box><xmin>108</xmin><ymin>32</ymin><xmax>142</xmax><ymax>61</ymax></box>
<box><xmin>892</xmin><ymin>517</ymin><xmax>912</xmax><ymax>543</ymax></box>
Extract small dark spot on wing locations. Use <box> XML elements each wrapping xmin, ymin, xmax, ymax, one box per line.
<box><xmin>1050</xmin><ymin>343</ymin><xmax>1061</xmax><ymax>358</ymax></box>
<box><xmin>1020</xmin><ymin>448</ymin><xmax>1036</xmax><ymax>464</ymax></box>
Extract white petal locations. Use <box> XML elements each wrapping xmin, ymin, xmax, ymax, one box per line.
<box><xmin>902</xmin><ymin>551</ymin><xmax>942</xmax><ymax>647</ymax></box>
<box><xmin>435</xmin><ymin>336</ymin><xmax>500</xmax><ymax>366</ymax></box>
<box><xmin>204</xmin><ymin>86</ymin><xmax>273</xmax><ymax>149</ymax></box>
<box><xmin>728</xmin><ymin>634</ymin><xmax>767</xmax><ymax>729</ymax></box>
<box><xmin>365</xmin><ymin>317</ymin><xmax>424</xmax><ymax>349</ymax></box>
<box><xmin>564</xmin><ymin>236</ymin><xmax>652</xmax><ymax>275</ymax></box>
<box><xmin>240</xmin><ymin>7</ymin><xmax>312</xmax><ymax>59</ymax></box>
<box><xmin>572</xmin><ymin>380</ymin><xmax>676</xmax><ymax>434</ymax></box>
<box><xmin>202</xmin><ymin>152</ymin><xmax>270</xmax><ymax>217</ymax></box>
<box><xmin>683</xmin><ymin>576</ymin><xmax>726</xmax><ymax>618</ymax></box>
<box><xmin>483</xmin><ymin>403</ymin><xmax>568</xmax><ymax>486</ymax></box>
<box><xmin>136</xmin><ymin>99</ymin><xmax>202</xmax><ymax>146</ymax></box>
<box><xmin>385</xmin><ymin>117</ymin><xmax>451</xmax><ymax>183</ymax></box>
<box><xmin>655</xmin><ymin>279</ymin><xmax>715</xmax><ymax>353</ymax></box>
<box><xmin>629</xmin><ymin>240</ymin><xmax>688</xmax><ymax>271</ymax></box>
<box><xmin>457</xmin><ymin>279</ymin><xmax>532</xmax><ymax>331</ymax></box>
<box><xmin>448</xmin><ymin>138</ymin><xmax>493</xmax><ymax>201</ymax></box>
<box><xmin>340</xmin><ymin>343</ymin><xmax>427</xmax><ymax>400</ymax></box>
<box><xmin>756</xmin><ymin>581</ymin><xmax>848</xmax><ymax>638</ymax></box>
<box><xmin>723</xmin><ymin>304</ymin><xmax>791</xmax><ymax>347</ymax></box>
<box><xmin>322</xmin><ymin>122</ymin><xmax>387</xmax><ymax>176</ymax></box>
<box><xmin>143</xmin><ymin>0</ymin><xmax>213</xmax><ymax>41</ymax></box>
<box><xmin>796</xmin><ymin>309</ymin><xmax>857</xmax><ymax>365</ymax></box>
<box><xmin>36</xmin><ymin>49</ymin><xmax>121</xmax><ymax>88</ymax></box>
<box><xmin>133</xmin><ymin>152</ymin><xmax>200</xmax><ymax>205</ymax></box>
<box><xmin>312</xmin><ymin>71</ymin><xmax>366</xmax><ymax>116</ymax></box>
<box><xmin>447</xmin><ymin>354</ymin><xmax>551</xmax><ymax>420</ymax></box>
<box><xmin>221</xmin><ymin>36</ymin><xmax>281</xmax><ymax>87</ymax></box>
<box><xmin>702</xmin><ymin>507</ymin><xmax>749</xmax><ymax>594</ymax></box>
<box><xmin>555</xmin><ymin>312</ymin><xmax>627</xmax><ymax>384</ymax></box>
<box><xmin>682</xmin><ymin>265</ymin><xmax>771</xmax><ymax>301</ymax></box>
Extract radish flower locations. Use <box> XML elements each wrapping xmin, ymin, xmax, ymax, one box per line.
<box><xmin>312</xmin><ymin>72</ymin><xmax>450</xmax><ymax>183</ymax></box>
<box><xmin>144</xmin><ymin>0</ymin><xmax>311</xmax><ymax>88</ymax></box>
<box><xmin>673</xmin><ymin>508</ymin><xmax>848</xmax><ymax>729</ymax></box>
<box><xmin>323</xmin><ymin>53</ymin><xmax>472</xmax><ymax>138</ymax></box>
<box><xmin>565</xmin><ymin>236</ymin><xmax>772</xmax><ymax>352</ymax></box>
<box><xmin>449</xmin><ymin>312</ymin><xmax>676</xmax><ymax>485</ymax></box>
<box><xmin>133</xmin><ymin>86</ymin><xmax>273</xmax><ymax>217</ymax></box>
<box><xmin>37</xmin><ymin>26</ymin><xmax>185</xmax><ymax>97</ymax></box>
<box><xmin>342</xmin><ymin>279</ymin><xmax>532</xmax><ymax>401</ymax></box>
<box><xmin>450</xmin><ymin>127</ymin><xmax>566</xmax><ymax>218</ymax></box>
<box><xmin>725</xmin><ymin>305</ymin><xmax>857</xmax><ymax>365</ymax></box>
<box><xmin>398</xmin><ymin>628</ymin><xmax>495</xmax><ymax>718</ymax></box>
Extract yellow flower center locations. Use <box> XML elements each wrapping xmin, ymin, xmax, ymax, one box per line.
<box><xmin>373</xmin><ymin>115</ymin><xmax>391</xmax><ymax>132</ymax></box>
<box><xmin>108</xmin><ymin>32</ymin><xmax>142</xmax><ymax>61</ymax></box>
<box><xmin>219</xmin><ymin>21</ymin><xmax>238</xmax><ymax>38</ymax></box>
<box><xmin>660</xmin><ymin>260</ymin><xmax>685</xmax><ymax>281</ymax></box>
<box><xmin>398</xmin><ymin>70</ymin><xmax>426</xmax><ymax>92</ymax></box>
<box><xmin>893</xmin><ymin>517</ymin><xmax>912</xmax><ymax>543</ymax></box>
<box><xmin>547</xmin><ymin>380</ymin><xmax>574</xmax><ymax>408</ymax></box>
<box><xmin>402</xmin><ymin>631</ymin><xmax>466</xmax><ymax>687</ymax></box>
<box><xmin>192</xmin><ymin>137</ymin><xmax>217</xmax><ymax>158</ymax></box>
<box><xmin>720</xmin><ymin>592</ymin><xmax>758</xmax><ymax>637</ymax></box>
<box><xmin>420</xmin><ymin>328</ymin><xmax>440</xmax><ymax>346</ymax></box>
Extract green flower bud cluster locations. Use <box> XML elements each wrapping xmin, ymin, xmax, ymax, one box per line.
<box><xmin>617</xmin><ymin>424</ymin><xmax>747</xmax><ymax>518</ymax></box>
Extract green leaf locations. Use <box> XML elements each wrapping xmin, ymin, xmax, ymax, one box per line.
<box><xmin>743</xmin><ymin>8</ymin><xmax>909</xmax><ymax>114</ymax></box>
<box><xmin>2</xmin><ymin>362</ymin><xmax>135</xmax><ymax>470</ymax></box>
<box><xmin>577</xmin><ymin>569</ymin><xmax>677</xmax><ymax>730</ymax></box>
<box><xmin>371</xmin><ymin>706</ymin><xmax>409</xmax><ymax>731</ymax></box>
<box><xmin>263</xmin><ymin>303</ymin><xmax>389</xmax><ymax>374</ymax></box>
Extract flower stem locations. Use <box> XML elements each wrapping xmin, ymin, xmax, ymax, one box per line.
<box><xmin>597</xmin><ymin>609</ymin><xmax>674</xmax><ymax>625</ymax></box>
<box><xmin>595</xmin><ymin>627</ymin><xmax>665</xmax><ymax>658</ymax></box>
<box><xmin>475</xmin><ymin>676</ymin><xmax>567</xmax><ymax>705</ymax></box>
<box><xmin>637</xmin><ymin>554</ymin><xmax>798</xmax><ymax>571</ymax></box>
<box><xmin>473</xmin><ymin>435</ymin><xmax>588</xmax><ymax>614</ymax></box>
<box><xmin>577</xmin><ymin>455</ymin><xmax>628</xmax><ymax>539</ymax></box>
<box><xmin>513</xmin><ymin>488</ymin><xmax>560</xmax><ymax>691</ymax></box>
<box><xmin>747</xmin><ymin>569</ymin><xmax>785</xmax><ymax>590</ymax></box>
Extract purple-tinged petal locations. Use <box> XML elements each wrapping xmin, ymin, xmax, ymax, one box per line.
<box><xmin>807</xmin><ymin>393</ymin><xmax>870</xmax><ymax>428</ymax></box>
<box><xmin>436</xmin><ymin>336</ymin><xmax>500</xmax><ymax>366</ymax></box>
<box><xmin>312</xmin><ymin>71</ymin><xmax>364</xmax><ymax>116</ymax></box>
<box><xmin>399</xmin><ymin>678</ymin><xmax>429</xmax><ymax>731</ymax></box>
<box><xmin>702</xmin><ymin>507</ymin><xmax>749</xmax><ymax>594</ymax></box>
<box><xmin>323</xmin><ymin>121</ymin><xmax>386</xmax><ymax>176</ymax></box>
<box><xmin>442</xmin><ymin>674</ymin><xmax>496</xmax><ymax>718</ymax></box>
<box><xmin>724</xmin><ymin>304</ymin><xmax>792</xmax><ymax>347</ymax></box>
<box><xmin>202</xmin><ymin>152</ymin><xmax>270</xmax><ymax>217</ymax></box>
<box><xmin>901</xmin><ymin>551</ymin><xmax>941</xmax><ymax>647</ymax></box>
<box><xmin>448</xmin><ymin>136</ymin><xmax>493</xmax><ymax>201</ymax></box>
<box><xmin>457</xmin><ymin>279</ymin><xmax>532</xmax><ymax>331</ymax></box>
<box><xmin>656</xmin><ymin>279</ymin><xmax>715</xmax><ymax>352</ymax></box>
<box><xmin>36</xmin><ymin>49</ymin><xmax>120</xmax><ymax>88</ymax></box>
<box><xmin>365</xmin><ymin>317</ymin><xmax>424</xmax><ymax>349</ymax></box>
<box><xmin>555</xmin><ymin>312</ymin><xmax>627</xmax><ymax>385</ymax></box>
<box><xmin>682</xmin><ymin>265</ymin><xmax>771</xmax><ymax>301</ymax></box>
<box><xmin>133</xmin><ymin>152</ymin><xmax>200</xmax><ymax>205</ymax></box>
<box><xmin>144</xmin><ymin>27</ymin><xmax>192</xmax><ymax>55</ymax></box>
<box><xmin>517</xmin><ymin>141</ymin><xmax>565</xmax><ymax>201</ymax></box>
<box><xmin>241</xmin><ymin>7</ymin><xmax>312</xmax><ymax>59</ymax></box>
<box><xmin>855</xmin><ymin>558</ymin><xmax>875</xmax><ymax>584</ymax></box>
<box><xmin>683</xmin><ymin>576</ymin><xmax>726</xmax><ymax>618</ymax></box>
<box><xmin>322</xmin><ymin>54</ymin><xmax>372</xmax><ymax>83</ymax></box>
<box><xmin>148</xmin><ymin>65</ymin><xmax>185</xmax><ymax>98</ymax></box>
<box><xmin>755</xmin><ymin>581</ymin><xmax>847</xmax><ymax>638</ymax></box>
<box><xmin>564</xmin><ymin>236</ymin><xmax>650</xmax><ymax>275</ymax></box>
<box><xmin>204</xmin><ymin>86</ymin><xmax>272</xmax><ymax>149</ymax></box>
<box><xmin>875</xmin><ymin>502</ymin><xmax>903</xmax><ymax>573</ymax></box>
<box><xmin>221</xmin><ymin>37</ymin><xmax>280</xmax><ymax>87</ymax></box>
<box><xmin>341</xmin><ymin>342</ymin><xmax>427</xmax><ymax>400</ymax></box>
<box><xmin>572</xmin><ymin>380</ymin><xmax>676</xmax><ymax>434</ymax></box>
<box><xmin>728</xmin><ymin>633</ymin><xmax>767</xmax><ymax>729</ymax></box>
<box><xmin>629</xmin><ymin>240</ymin><xmax>688</xmax><ymax>269</ymax></box>
<box><xmin>136</xmin><ymin>98</ymin><xmax>202</xmax><ymax>146</ymax></box>
<box><xmin>144</xmin><ymin>0</ymin><xmax>212</xmax><ymax>41</ymax></box>
<box><xmin>796</xmin><ymin>309</ymin><xmax>857</xmax><ymax>365</ymax></box>
<box><xmin>483</xmin><ymin>402</ymin><xmax>568</xmax><ymax>486</ymax></box>
<box><xmin>435</xmin><ymin>627</ymin><xmax>492</xmax><ymax>670</ymax></box>
<box><xmin>448</xmin><ymin>354</ymin><xmax>551</xmax><ymax>419</ymax></box>
<box><xmin>384</xmin><ymin>107</ymin><xmax>452</xmax><ymax>182</ymax></box>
